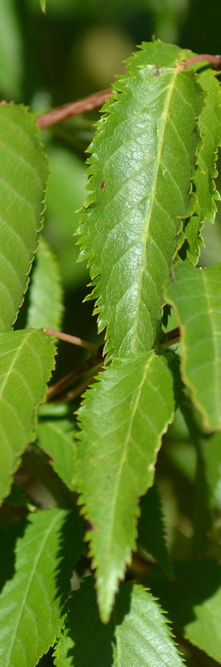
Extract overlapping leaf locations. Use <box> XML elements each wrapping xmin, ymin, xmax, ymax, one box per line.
<box><xmin>166</xmin><ymin>263</ymin><xmax>221</xmax><ymax>430</ymax></box>
<box><xmin>27</xmin><ymin>236</ymin><xmax>63</xmax><ymax>330</ymax></box>
<box><xmin>37</xmin><ymin>403</ymin><xmax>77</xmax><ymax>491</ymax></box>
<box><xmin>181</xmin><ymin>68</ymin><xmax>221</xmax><ymax>264</ymax></box>
<box><xmin>0</xmin><ymin>328</ymin><xmax>56</xmax><ymax>504</ymax></box>
<box><xmin>78</xmin><ymin>41</ymin><xmax>203</xmax><ymax>357</ymax></box>
<box><xmin>150</xmin><ymin>560</ymin><xmax>221</xmax><ymax>664</ymax></box>
<box><xmin>0</xmin><ymin>507</ymin><xmax>83</xmax><ymax>667</ymax></box>
<box><xmin>54</xmin><ymin>577</ymin><xmax>185</xmax><ymax>666</ymax></box>
<box><xmin>0</xmin><ymin>103</ymin><xmax>48</xmax><ymax>331</ymax></box>
<box><xmin>75</xmin><ymin>351</ymin><xmax>174</xmax><ymax>622</ymax></box>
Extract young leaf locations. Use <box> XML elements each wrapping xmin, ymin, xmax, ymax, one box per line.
<box><xmin>78</xmin><ymin>41</ymin><xmax>203</xmax><ymax>357</ymax></box>
<box><xmin>150</xmin><ymin>560</ymin><xmax>221</xmax><ymax>664</ymax></box>
<box><xmin>0</xmin><ymin>328</ymin><xmax>56</xmax><ymax>504</ymax></box>
<box><xmin>0</xmin><ymin>104</ymin><xmax>48</xmax><ymax>332</ymax></box>
<box><xmin>37</xmin><ymin>404</ymin><xmax>77</xmax><ymax>491</ymax></box>
<box><xmin>181</xmin><ymin>69</ymin><xmax>221</xmax><ymax>264</ymax></box>
<box><xmin>54</xmin><ymin>577</ymin><xmax>185</xmax><ymax>666</ymax></box>
<box><xmin>0</xmin><ymin>507</ymin><xmax>83</xmax><ymax>667</ymax></box>
<box><xmin>165</xmin><ymin>263</ymin><xmax>221</xmax><ymax>430</ymax></box>
<box><xmin>138</xmin><ymin>485</ymin><xmax>173</xmax><ymax>578</ymax></box>
<box><xmin>26</xmin><ymin>236</ymin><xmax>63</xmax><ymax>330</ymax></box>
<box><xmin>75</xmin><ymin>351</ymin><xmax>175</xmax><ymax>622</ymax></box>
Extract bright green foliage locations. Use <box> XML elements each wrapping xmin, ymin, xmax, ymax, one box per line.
<box><xmin>150</xmin><ymin>560</ymin><xmax>221</xmax><ymax>664</ymax></box>
<box><xmin>0</xmin><ymin>507</ymin><xmax>83</xmax><ymax>667</ymax></box>
<box><xmin>27</xmin><ymin>236</ymin><xmax>63</xmax><ymax>330</ymax></box>
<box><xmin>79</xmin><ymin>41</ymin><xmax>203</xmax><ymax>358</ymax></box>
<box><xmin>166</xmin><ymin>263</ymin><xmax>221</xmax><ymax>430</ymax></box>
<box><xmin>0</xmin><ymin>328</ymin><xmax>56</xmax><ymax>503</ymax></box>
<box><xmin>54</xmin><ymin>576</ymin><xmax>185</xmax><ymax>666</ymax></box>
<box><xmin>76</xmin><ymin>351</ymin><xmax>174</xmax><ymax>622</ymax></box>
<box><xmin>37</xmin><ymin>403</ymin><xmax>77</xmax><ymax>491</ymax></box>
<box><xmin>0</xmin><ymin>104</ymin><xmax>48</xmax><ymax>331</ymax></box>
<box><xmin>138</xmin><ymin>484</ymin><xmax>173</xmax><ymax>578</ymax></box>
<box><xmin>2</xmin><ymin>31</ymin><xmax>221</xmax><ymax>667</ymax></box>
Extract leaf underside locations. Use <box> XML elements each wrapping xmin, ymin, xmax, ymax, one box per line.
<box><xmin>166</xmin><ymin>263</ymin><xmax>221</xmax><ymax>431</ymax></box>
<box><xmin>76</xmin><ymin>351</ymin><xmax>174</xmax><ymax>622</ymax></box>
<box><xmin>0</xmin><ymin>104</ymin><xmax>48</xmax><ymax>332</ymax></box>
<box><xmin>0</xmin><ymin>328</ymin><xmax>56</xmax><ymax>504</ymax></box>
<box><xmin>78</xmin><ymin>41</ymin><xmax>203</xmax><ymax>358</ymax></box>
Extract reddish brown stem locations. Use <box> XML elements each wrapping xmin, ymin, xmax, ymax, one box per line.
<box><xmin>37</xmin><ymin>89</ymin><xmax>113</xmax><ymax>128</ymax></box>
<box><xmin>183</xmin><ymin>54</ymin><xmax>221</xmax><ymax>69</ymax></box>
<box><xmin>44</xmin><ymin>328</ymin><xmax>98</xmax><ymax>357</ymax></box>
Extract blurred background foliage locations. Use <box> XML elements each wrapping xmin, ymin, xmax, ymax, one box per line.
<box><xmin>2</xmin><ymin>4</ymin><xmax>221</xmax><ymax>664</ymax></box>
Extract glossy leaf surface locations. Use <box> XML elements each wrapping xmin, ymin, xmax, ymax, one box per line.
<box><xmin>0</xmin><ymin>104</ymin><xmax>48</xmax><ymax>331</ymax></box>
<box><xmin>166</xmin><ymin>263</ymin><xmax>221</xmax><ymax>430</ymax></box>
<box><xmin>76</xmin><ymin>351</ymin><xmax>174</xmax><ymax>622</ymax></box>
<box><xmin>0</xmin><ymin>329</ymin><xmax>55</xmax><ymax>504</ymax></box>
<box><xmin>79</xmin><ymin>41</ymin><xmax>203</xmax><ymax>357</ymax></box>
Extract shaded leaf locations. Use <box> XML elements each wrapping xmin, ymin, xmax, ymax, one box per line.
<box><xmin>0</xmin><ymin>0</ymin><xmax>22</xmax><ymax>98</ymax></box>
<box><xmin>0</xmin><ymin>328</ymin><xmax>56</xmax><ymax>504</ymax></box>
<box><xmin>166</xmin><ymin>263</ymin><xmax>221</xmax><ymax>430</ymax></box>
<box><xmin>27</xmin><ymin>236</ymin><xmax>63</xmax><ymax>330</ymax></box>
<box><xmin>182</xmin><ymin>69</ymin><xmax>221</xmax><ymax>264</ymax></box>
<box><xmin>37</xmin><ymin>403</ymin><xmax>77</xmax><ymax>491</ymax></box>
<box><xmin>54</xmin><ymin>577</ymin><xmax>185</xmax><ymax>666</ymax></box>
<box><xmin>0</xmin><ymin>103</ymin><xmax>48</xmax><ymax>331</ymax></box>
<box><xmin>78</xmin><ymin>41</ymin><xmax>203</xmax><ymax>357</ymax></box>
<box><xmin>75</xmin><ymin>351</ymin><xmax>175</xmax><ymax>622</ymax></box>
<box><xmin>0</xmin><ymin>507</ymin><xmax>83</xmax><ymax>667</ymax></box>
<box><xmin>138</xmin><ymin>484</ymin><xmax>173</xmax><ymax>578</ymax></box>
<box><xmin>150</xmin><ymin>559</ymin><xmax>221</xmax><ymax>664</ymax></box>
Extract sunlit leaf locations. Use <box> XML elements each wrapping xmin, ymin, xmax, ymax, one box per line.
<box><xmin>0</xmin><ymin>328</ymin><xmax>56</xmax><ymax>504</ymax></box>
<box><xmin>75</xmin><ymin>351</ymin><xmax>174</xmax><ymax>622</ymax></box>
<box><xmin>78</xmin><ymin>41</ymin><xmax>203</xmax><ymax>358</ymax></box>
<box><xmin>0</xmin><ymin>507</ymin><xmax>83</xmax><ymax>667</ymax></box>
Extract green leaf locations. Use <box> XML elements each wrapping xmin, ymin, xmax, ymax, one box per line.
<box><xmin>201</xmin><ymin>431</ymin><xmax>221</xmax><ymax>509</ymax></box>
<box><xmin>138</xmin><ymin>485</ymin><xmax>173</xmax><ymax>578</ymax></box>
<box><xmin>150</xmin><ymin>560</ymin><xmax>221</xmax><ymax>664</ymax></box>
<box><xmin>26</xmin><ymin>236</ymin><xmax>63</xmax><ymax>330</ymax></box>
<box><xmin>45</xmin><ymin>147</ymin><xmax>88</xmax><ymax>288</ymax></box>
<box><xmin>0</xmin><ymin>0</ymin><xmax>22</xmax><ymax>98</ymax></box>
<box><xmin>0</xmin><ymin>328</ymin><xmax>56</xmax><ymax>504</ymax></box>
<box><xmin>75</xmin><ymin>351</ymin><xmax>175</xmax><ymax>622</ymax></box>
<box><xmin>54</xmin><ymin>577</ymin><xmax>185</xmax><ymax>666</ymax></box>
<box><xmin>39</xmin><ymin>0</ymin><xmax>46</xmax><ymax>11</ymax></box>
<box><xmin>0</xmin><ymin>507</ymin><xmax>83</xmax><ymax>667</ymax></box>
<box><xmin>0</xmin><ymin>104</ymin><xmax>48</xmax><ymax>332</ymax></box>
<box><xmin>165</xmin><ymin>263</ymin><xmax>221</xmax><ymax>430</ymax></box>
<box><xmin>181</xmin><ymin>69</ymin><xmax>221</xmax><ymax>264</ymax></box>
<box><xmin>79</xmin><ymin>40</ymin><xmax>203</xmax><ymax>357</ymax></box>
<box><xmin>37</xmin><ymin>404</ymin><xmax>77</xmax><ymax>491</ymax></box>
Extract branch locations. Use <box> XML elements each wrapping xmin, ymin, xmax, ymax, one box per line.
<box><xmin>37</xmin><ymin>89</ymin><xmax>113</xmax><ymax>128</ymax></box>
<box><xmin>44</xmin><ymin>328</ymin><xmax>98</xmax><ymax>357</ymax></box>
<box><xmin>183</xmin><ymin>53</ymin><xmax>221</xmax><ymax>69</ymax></box>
